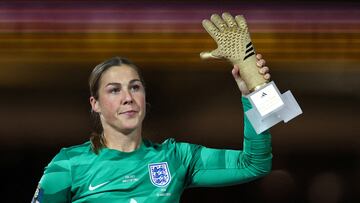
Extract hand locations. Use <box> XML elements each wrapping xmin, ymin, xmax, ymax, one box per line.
<box><xmin>200</xmin><ymin>12</ymin><xmax>268</xmax><ymax>91</ymax></box>
<box><xmin>232</xmin><ymin>54</ymin><xmax>270</xmax><ymax>96</ymax></box>
<box><xmin>200</xmin><ymin>12</ymin><xmax>252</xmax><ymax>63</ymax></box>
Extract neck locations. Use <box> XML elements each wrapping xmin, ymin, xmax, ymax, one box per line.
<box><xmin>102</xmin><ymin>125</ymin><xmax>142</xmax><ymax>152</ymax></box>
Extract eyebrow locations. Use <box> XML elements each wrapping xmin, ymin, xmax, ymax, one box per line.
<box><xmin>105</xmin><ymin>79</ymin><xmax>142</xmax><ymax>87</ymax></box>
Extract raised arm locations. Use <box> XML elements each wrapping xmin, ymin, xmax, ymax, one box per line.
<box><xmin>183</xmin><ymin>98</ymin><xmax>272</xmax><ymax>188</ymax></box>
<box><xmin>181</xmin><ymin>54</ymin><xmax>272</xmax><ymax>187</ymax></box>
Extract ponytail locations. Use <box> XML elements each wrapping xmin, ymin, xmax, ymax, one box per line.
<box><xmin>90</xmin><ymin>132</ymin><xmax>105</xmax><ymax>154</ymax></box>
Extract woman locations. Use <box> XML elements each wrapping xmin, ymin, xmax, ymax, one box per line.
<box><xmin>32</xmin><ymin>54</ymin><xmax>272</xmax><ymax>203</ymax></box>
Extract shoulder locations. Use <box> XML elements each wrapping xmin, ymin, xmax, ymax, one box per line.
<box><xmin>61</xmin><ymin>141</ymin><xmax>92</xmax><ymax>155</ymax></box>
<box><xmin>141</xmin><ymin>138</ymin><xmax>181</xmax><ymax>155</ymax></box>
<box><xmin>161</xmin><ymin>138</ymin><xmax>202</xmax><ymax>149</ymax></box>
<box><xmin>50</xmin><ymin>141</ymin><xmax>92</xmax><ymax>164</ymax></box>
<box><xmin>144</xmin><ymin>138</ymin><xmax>188</xmax><ymax>149</ymax></box>
<box><xmin>145</xmin><ymin>138</ymin><xmax>202</xmax><ymax>157</ymax></box>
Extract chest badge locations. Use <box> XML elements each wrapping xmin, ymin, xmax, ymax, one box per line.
<box><xmin>148</xmin><ymin>162</ymin><xmax>172</xmax><ymax>187</ymax></box>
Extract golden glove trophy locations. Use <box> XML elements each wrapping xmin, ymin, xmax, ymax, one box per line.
<box><xmin>201</xmin><ymin>13</ymin><xmax>302</xmax><ymax>133</ymax></box>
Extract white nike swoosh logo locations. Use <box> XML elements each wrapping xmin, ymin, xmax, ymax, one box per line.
<box><xmin>88</xmin><ymin>181</ymin><xmax>110</xmax><ymax>191</ymax></box>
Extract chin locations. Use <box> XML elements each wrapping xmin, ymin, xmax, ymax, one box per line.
<box><xmin>120</xmin><ymin>128</ymin><xmax>136</xmax><ymax>135</ymax></box>
<box><xmin>114</xmin><ymin>116</ymin><xmax>144</xmax><ymax>134</ymax></box>
<box><xmin>119</xmin><ymin>123</ymin><xmax>141</xmax><ymax>134</ymax></box>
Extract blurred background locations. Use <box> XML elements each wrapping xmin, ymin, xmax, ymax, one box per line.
<box><xmin>1</xmin><ymin>0</ymin><xmax>359</xmax><ymax>202</ymax></box>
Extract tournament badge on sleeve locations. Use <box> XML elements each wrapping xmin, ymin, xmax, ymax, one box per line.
<box><xmin>200</xmin><ymin>12</ymin><xmax>302</xmax><ymax>134</ymax></box>
<box><xmin>31</xmin><ymin>184</ymin><xmax>44</xmax><ymax>203</ymax></box>
<box><xmin>148</xmin><ymin>162</ymin><xmax>172</xmax><ymax>187</ymax></box>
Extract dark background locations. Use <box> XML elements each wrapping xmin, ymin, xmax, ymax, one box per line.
<box><xmin>0</xmin><ymin>0</ymin><xmax>359</xmax><ymax>202</ymax></box>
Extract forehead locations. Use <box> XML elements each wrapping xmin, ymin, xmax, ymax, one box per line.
<box><xmin>100</xmin><ymin>65</ymin><xmax>140</xmax><ymax>84</ymax></box>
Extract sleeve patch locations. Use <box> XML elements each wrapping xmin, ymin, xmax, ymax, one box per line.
<box><xmin>31</xmin><ymin>184</ymin><xmax>44</xmax><ymax>203</ymax></box>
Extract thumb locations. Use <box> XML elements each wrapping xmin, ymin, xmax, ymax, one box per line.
<box><xmin>232</xmin><ymin>65</ymin><xmax>250</xmax><ymax>95</ymax></box>
<box><xmin>232</xmin><ymin>65</ymin><xmax>243</xmax><ymax>82</ymax></box>
<box><xmin>200</xmin><ymin>49</ymin><xmax>222</xmax><ymax>60</ymax></box>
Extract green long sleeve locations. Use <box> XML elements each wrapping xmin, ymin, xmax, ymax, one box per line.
<box><xmin>183</xmin><ymin>97</ymin><xmax>272</xmax><ymax>187</ymax></box>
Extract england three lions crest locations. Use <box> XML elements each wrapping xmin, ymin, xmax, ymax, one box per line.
<box><xmin>148</xmin><ymin>162</ymin><xmax>172</xmax><ymax>187</ymax></box>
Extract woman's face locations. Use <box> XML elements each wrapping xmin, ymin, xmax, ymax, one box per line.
<box><xmin>90</xmin><ymin>65</ymin><xmax>146</xmax><ymax>135</ymax></box>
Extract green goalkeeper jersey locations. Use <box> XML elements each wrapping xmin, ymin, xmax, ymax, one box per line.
<box><xmin>32</xmin><ymin>97</ymin><xmax>272</xmax><ymax>203</ymax></box>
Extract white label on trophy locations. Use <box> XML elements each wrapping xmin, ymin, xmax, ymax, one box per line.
<box><xmin>249</xmin><ymin>83</ymin><xmax>284</xmax><ymax>117</ymax></box>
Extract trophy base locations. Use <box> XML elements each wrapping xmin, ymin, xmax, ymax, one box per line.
<box><xmin>245</xmin><ymin>81</ymin><xmax>302</xmax><ymax>134</ymax></box>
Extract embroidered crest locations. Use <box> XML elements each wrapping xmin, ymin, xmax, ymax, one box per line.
<box><xmin>148</xmin><ymin>162</ymin><xmax>171</xmax><ymax>187</ymax></box>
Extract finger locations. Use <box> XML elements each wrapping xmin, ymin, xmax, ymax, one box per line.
<box><xmin>259</xmin><ymin>66</ymin><xmax>269</xmax><ymax>74</ymax></box>
<box><xmin>264</xmin><ymin>73</ymin><xmax>271</xmax><ymax>80</ymax></box>
<box><xmin>210</xmin><ymin>14</ymin><xmax>227</xmax><ymax>31</ymax></box>
<box><xmin>256</xmin><ymin>59</ymin><xmax>266</xmax><ymax>67</ymax></box>
<box><xmin>202</xmin><ymin>19</ymin><xmax>220</xmax><ymax>40</ymax></box>
<box><xmin>234</xmin><ymin>15</ymin><xmax>248</xmax><ymax>29</ymax></box>
<box><xmin>232</xmin><ymin>65</ymin><xmax>240</xmax><ymax>79</ymax></box>
<box><xmin>222</xmin><ymin>12</ymin><xmax>237</xmax><ymax>28</ymax></box>
<box><xmin>256</xmin><ymin>53</ymin><xmax>262</xmax><ymax>60</ymax></box>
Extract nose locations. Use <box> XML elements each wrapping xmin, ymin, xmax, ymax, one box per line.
<box><xmin>122</xmin><ymin>89</ymin><xmax>133</xmax><ymax>105</ymax></box>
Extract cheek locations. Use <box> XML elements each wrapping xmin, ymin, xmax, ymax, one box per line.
<box><xmin>133</xmin><ymin>93</ymin><xmax>146</xmax><ymax>116</ymax></box>
<box><xmin>137</xmin><ymin>94</ymin><xmax>146</xmax><ymax>109</ymax></box>
<box><xmin>99</xmin><ymin>97</ymin><xmax>119</xmax><ymax>116</ymax></box>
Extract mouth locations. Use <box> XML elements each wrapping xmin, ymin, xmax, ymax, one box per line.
<box><xmin>119</xmin><ymin>110</ymin><xmax>139</xmax><ymax>116</ymax></box>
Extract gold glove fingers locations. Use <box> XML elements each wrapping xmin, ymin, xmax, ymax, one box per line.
<box><xmin>200</xmin><ymin>12</ymin><xmax>268</xmax><ymax>91</ymax></box>
<box><xmin>235</xmin><ymin>15</ymin><xmax>247</xmax><ymax>29</ymax></box>
<box><xmin>210</xmin><ymin>14</ymin><xmax>227</xmax><ymax>31</ymax></box>
<box><xmin>201</xmin><ymin>18</ymin><xmax>222</xmax><ymax>59</ymax></box>
<box><xmin>202</xmin><ymin>19</ymin><xmax>220</xmax><ymax>40</ymax></box>
<box><xmin>222</xmin><ymin>12</ymin><xmax>237</xmax><ymax>28</ymax></box>
<box><xmin>200</xmin><ymin>50</ymin><xmax>221</xmax><ymax>60</ymax></box>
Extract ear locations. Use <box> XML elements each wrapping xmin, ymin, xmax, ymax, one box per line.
<box><xmin>90</xmin><ymin>96</ymin><xmax>101</xmax><ymax>113</ymax></box>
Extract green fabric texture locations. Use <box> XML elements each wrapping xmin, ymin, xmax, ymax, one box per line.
<box><xmin>32</xmin><ymin>97</ymin><xmax>272</xmax><ymax>203</ymax></box>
